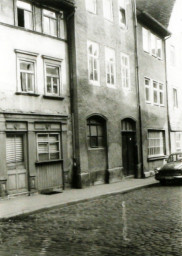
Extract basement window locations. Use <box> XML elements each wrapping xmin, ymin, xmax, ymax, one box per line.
<box><xmin>17</xmin><ymin>0</ymin><xmax>33</xmax><ymax>29</ymax></box>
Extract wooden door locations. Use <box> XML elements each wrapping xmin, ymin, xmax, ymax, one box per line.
<box><xmin>122</xmin><ymin>132</ymin><xmax>136</xmax><ymax>176</ymax></box>
<box><xmin>6</xmin><ymin>134</ymin><xmax>28</xmax><ymax>195</ymax></box>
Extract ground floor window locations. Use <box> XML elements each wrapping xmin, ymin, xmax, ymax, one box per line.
<box><xmin>148</xmin><ymin>130</ymin><xmax>165</xmax><ymax>157</ymax></box>
<box><xmin>37</xmin><ymin>133</ymin><xmax>60</xmax><ymax>161</ymax></box>
<box><xmin>87</xmin><ymin>116</ymin><xmax>106</xmax><ymax>148</ymax></box>
<box><xmin>175</xmin><ymin>132</ymin><xmax>182</xmax><ymax>152</ymax></box>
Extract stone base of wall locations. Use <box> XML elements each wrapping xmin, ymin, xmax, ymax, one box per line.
<box><xmin>108</xmin><ymin>167</ymin><xmax>124</xmax><ymax>183</ymax></box>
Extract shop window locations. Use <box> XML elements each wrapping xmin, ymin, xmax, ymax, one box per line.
<box><xmin>105</xmin><ymin>47</ymin><xmax>116</xmax><ymax>87</ymax></box>
<box><xmin>87</xmin><ymin>116</ymin><xmax>106</xmax><ymax>148</ymax></box>
<box><xmin>37</xmin><ymin>133</ymin><xmax>60</xmax><ymax>161</ymax></box>
<box><xmin>121</xmin><ymin>53</ymin><xmax>130</xmax><ymax>88</ymax></box>
<box><xmin>88</xmin><ymin>41</ymin><xmax>99</xmax><ymax>85</ymax></box>
<box><xmin>17</xmin><ymin>0</ymin><xmax>33</xmax><ymax>29</ymax></box>
<box><xmin>148</xmin><ymin>130</ymin><xmax>165</xmax><ymax>157</ymax></box>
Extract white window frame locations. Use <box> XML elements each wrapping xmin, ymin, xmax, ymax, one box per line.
<box><xmin>119</xmin><ymin>0</ymin><xmax>127</xmax><ymax>29</ymax></box>
<box><xmin>173</xmin><ymin>88</ymin><xmax>178</xmax><ymax>108</ymax></box>
<box><xmin>37</xmin><ymin>133</ymin><xmax>61</xmax><ymax>162</ymax></box>
<box><xmin>16</xmin><ymin>50</ymin><xmax>38</xmax><ymax>94</ymax></box>
<box><xmin>105</xmin><ymin>47</ymin><xmax>116</xmax><ymax>88</ymax></box>
<box><xmin>121</xmin><ymin>52</ymin><xmax>130</xmax><ymax>89</ymax></box>
<box><xmin>16</xmin><ymin>0</ymin><xmax>33</xmax><ymax>30</ymax></box>
<box><xmin>142</xmin><ymin>27</ymin><xmax>150</xmax><ymax>53</ymax></box>
<box><xmin>148</xmin><ymin>130</ymin><xmax>165</xmax><ymax>158</ymax></box>
<box><xmin>144</xmin><ymin>77</ymin><xmax>151</xmax><ymax>103</ymax></box>
<box><xmin>43</xmin><ymin>57</ymin><xmax>63</xmax><ymax>96</ymax></box>
<box><xmin>159</xmin><ymin>83</ymin><xmax>164</xmax><ymax>106</ymax></box>
<box><xmin>85</xmin><ymin>0</ymin><xmax>97</xmax><ymax>14</ymax></box>
<box><xmin>87</xmin><ymin>41</ymin><xmax>100</xmax><ymax>86</ymax></box>
<box><xmin>103</xmin><ymin>0</ymin><xmax>113</xmax><ymax>21</ymax></box>
<box><xmin>42</xmin><ymin>9</ymin><xmax>57</xmax><ymax>37</ymax></box>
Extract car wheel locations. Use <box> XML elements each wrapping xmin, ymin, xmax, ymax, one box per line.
<box><xmin>160</xmin><ymin>180</ymin><xmax>166</xmax><ymax>185</ymax></box>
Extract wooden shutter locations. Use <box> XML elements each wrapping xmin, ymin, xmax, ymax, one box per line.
<box><xmin>6</xmin><ymin>135</ymin><xmax>23</xmax><ymax>164</ymax></box>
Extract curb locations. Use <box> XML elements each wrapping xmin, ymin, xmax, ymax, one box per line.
<box><xmin>0</xmin><ymin>181</ymin><xmax>158</xmax><ymax>220</ymax></box>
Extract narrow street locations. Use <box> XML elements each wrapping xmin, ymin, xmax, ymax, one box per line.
<box><xmin>0</xmin><ymin>184</ymin><xmax>182</xmax><ymax>256</ymax></box>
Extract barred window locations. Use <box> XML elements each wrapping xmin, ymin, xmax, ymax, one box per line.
<box><xmin>148</xmin><ymin>130</ymin><xmax>165</xmax><ymax>157</ymax></box>
<box><xmin>87</xmin><ymin>117</ymin><xmax>106</xmax><ymax>148</ymax></box>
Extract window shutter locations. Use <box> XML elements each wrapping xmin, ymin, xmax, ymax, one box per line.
<box><xmin>6</xmin><ymin>135</ymin><xmax>23</xmax><ymax>164</ymax></box>
<box><xmin>15</xmin><ymin>136</ymin><xmax>23</xmax><ymax>162</ymax></box>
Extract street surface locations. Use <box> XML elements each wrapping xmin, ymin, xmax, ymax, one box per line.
<box><xmin>0</xmin><ymin>184</ymin><xmax>182</xmax><ymax>256</ymax></box>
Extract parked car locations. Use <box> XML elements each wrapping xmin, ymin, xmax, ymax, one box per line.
<box><xmin>155</xmin><ymin>153</ymin><xmax>182</xmax><ymax>185</ymax></box>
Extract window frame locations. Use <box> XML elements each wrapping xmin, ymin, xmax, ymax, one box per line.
<box><xmin>121</xmin><ymin>52</ymin><xmax>130</xmax><ymax>89</ymax></box>
<box><xmin>148</xmin><ymin>130</ymin><xmax>165</xmax><ymax>158</ymax></box>
<box><xmin>87</xmin><ymin>40</ymin><xmax>100</xmax><ymax>86</ymax></box>
<box><xmin>119</xmin><ymin>0</ymin><xmax>127</xmax><ymax>29</ymax></box>
<box><xmin>142</xmin><ymin>27</ymin><xmax>150</xmax><ymax>53</ymax></box>
<box><xmin>105</xmin><ymin>47</ymin><xmax>116</xmax><ymax>88</ymax></box>
<box><xmin>16</xmin><ymin>50</ymin><xmax>38</xmax><ymax>94</ymax></box>
<box><xmin>103</xmin><ymin>0</ymin><xmax>113</xmax><ymax>22</ymax></box>
<box><xmin>16</xmin><ymin>0</ymin><xmax>33</xmax><ymax>30</ymax></box>
<box><xmin>37</xmin><ymin>133</ymin><xmax>61</xmax><ymax>162</ymax></box>
<box><xmin>85</xmin><ymin>0</ymin><xmax>97</xmax><ymax>14</ymax></box>
<box><xmin>144</xmin><ymin>77</ymin><xmax>151</xmax><ymax>103</ymax></box>
<box><xmin>42</xmin><ymin>9</ymin><xmax>58</xmax><ymax>37</ymax></box>
<box><xmin>43</xmin><ymin>57</ymin><xmax>63</xmax><ymax>97</ymax></box>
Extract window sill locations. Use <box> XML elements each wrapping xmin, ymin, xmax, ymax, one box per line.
<box><xmin>43</xmin><ymin>95</ymin><xmax>65</xmax><ymax>100</ymax></box>
<box><xmin>16</xmin><ymin>92</ymin><xmax>40</xmax><ymax>96</ymax></box>
<box><xmin>148</xmin><ymin>155</ymin><xmax>167</xmax><ymax>161</ymax></box>
<box><xmin>35</xmin><ymin>159</ymin><xmax>63</xmax><ymax>165</ymax></box>
<box><xmin>88</xmin><ymin>147</ymin><xmax>105</xmax><ymax>151</ymax></box>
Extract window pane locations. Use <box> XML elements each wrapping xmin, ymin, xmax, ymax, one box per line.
<box><xmin>50</xmin><ymin>153</ymin><xmax>59</xmax><ymax>160</ymax></box>
<box><xmin>17</xmin><ymin>8</ymin><xmax>24</xmax><ymax>27</ymax></box>
<box><xmin>38</xmin><ymin>143</ymin><xmax>48</xmax><ymax>153</ymax></box>
<box><xmin>39</xmin><ymin>153</ymin><xmax>49</xmax><ymax>161</ymax></box>
<box><xmin>90</xmin><ymin>125</ymin><xmax>97</xmax><ymax>136</ymax></box>
<box><xmin>24</xmin><ymin>11</ymin><xmax>33</xmax><ymax>29</ymax></box>
<box><xmin>90</xmin><ymin>137</ymin><xmax>98</xmax><ymax>147</ymax></box>
<box><xmin>47</xmin><ymin>77</ymin><xmax>52</xmax><ymax>93</ymax></box>
<box><xmin>43</xmin><ymin>16</ymin><xmax>50</xmax><ymax>34</ymax></box>
<box><xmin>98</xmin><ymin>137</ymin><xmax>104</xmax><ymax>147</ymax></box>
<box><xmin>50</xmin><ymin>143</ymin><xmax>59</xmax><ymax>152</ymax></box>
<box><xmin>119</xmin><ymin>8</ymin><xmax>126</xmax><ymax>26</ymax></box>
<box><xmin>20</xmin><ymin>72</ymin><xmax>26</xmax><ymax>91</ymax></box>
<box><xmin>50</xmin><ymin>18</ymin><xmax>57</xmax><ymax>36</ymax></box>
<box><xmin>27</xmin><ymin>74</ymin><xmax>34</xmax><ymax>91</ymax></box>
<box><xmin>17</xmin><ymin>1</ymin><xmax>32</xmax><ymax>11</ymax></box>
<box><xmin>43</xmin><ymin>9</ymin><xmax>56</xmax><ymax>18</ymax></box>
<box><xmin>20</xmin><ymin>62</ymin><xmax>34</xmax><ymax>71</ymax></box>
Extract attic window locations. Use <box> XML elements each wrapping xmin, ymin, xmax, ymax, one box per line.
<box><xmin>17</xmin><ymin>0</ymin><xmax>33</xmax><ymax>29</ymax></box>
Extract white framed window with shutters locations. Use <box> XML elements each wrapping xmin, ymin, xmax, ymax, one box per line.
<box><xmin>105</xmin><ymin>47</ymin><xmax>116</xmax><ymax>87</ymax></box>
<box><xmin>103</xmin><ymin>0</ymin><xmax>113</xmax><ymax>21</ymax></box>
<box><xmin>6</xmin><ymin>134</ymin><xmax>24</xmax><ymax>166</ymax></box>
<box><xmin>87</xmin><ymin>41</ymin><xmax>100</xmax><ymax>85</ymax></box>
<box><xmin>37</xmin><ymin>133</ymin><xmax>61</xmax><ymax>161</ymax></box>
<box><xmin>121</xmin><ymin>53</ymin><xmax>130</xmax><ymax>89</ymax></box>
<box><xmin>86</xmin><ymin>0</ymin><xmax>97</xmax><ymax>14</ymax></box>
<box><xmin>148</xmin><ymin>130</ymin><xmax>165</xmax><ymax>158</ymax></box>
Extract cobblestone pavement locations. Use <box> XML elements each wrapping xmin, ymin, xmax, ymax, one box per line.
<box><xmin>1</xmin><ymin>184</ymin><xmax>182</xmax><ymax>256</ymax></box>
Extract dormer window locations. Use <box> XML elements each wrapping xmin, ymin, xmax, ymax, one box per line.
<box><xmin>17</xmin><ymin>0</ymin><xmax>33</xmax><ymax>29</ymax></box>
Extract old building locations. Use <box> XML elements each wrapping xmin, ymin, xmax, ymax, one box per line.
<box><xmin>0</xmin><ymin>0</ymin><xmax>75</xmax><ymax>197</ymax></box>
<box><xmin>71</xmin><ymin>0</ymin><xmax>143</xmax><ymax>188</ymax></box>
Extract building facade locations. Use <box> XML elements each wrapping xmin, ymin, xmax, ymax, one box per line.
<box><xmin>0</xmin><ymin>0</ymin><xmax>75</xmax><ymax>197</ymax></box>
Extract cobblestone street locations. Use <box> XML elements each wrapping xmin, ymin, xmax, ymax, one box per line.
<box><xmin>1</xmin><ymin>184</ymin><xmax>182</xmax><ymax>256</ymax></box>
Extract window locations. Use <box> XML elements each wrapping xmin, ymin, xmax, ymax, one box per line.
<box><xmin>175</xmin><ymin>132</ymin><xmax>182</xmax><ymax>152</ymax></box>
<box><xmin>88</xmin><ymin>41</ymin><xmax>99</xmax><ymax>85</ymax></box>
<box><xmin>121</xmin><ymin>53</ymin><xmax>130</xmax><ymax>88</ymax></box>
<box><xmin>159</xmin><ymin>83</ymin><xmax>164</xmax><ymax>105</ymax></box>
<box><xmin>43</xmin><ymin>9</ymin><xmax>57</xmax><ymax>36</ymax></box>
<box><xmin>153</xmin><ymin>81</ymin><xmax>158</xmax><ymax>104</ymax></box>
<box><xmin>87</xmin><ymin>117</ymin><xmax>106</xmax><ymax>148</ymax></box>
<box><xmin>103</xmin><ymin>0</ymin><xmax>113</xmax><ymax>21</ymax></box>
<box><xmin>170</xmin><ymin>45</ymin><xmax>175</xmax><ymax>66</ymax></box>
<box><xmin>17</xmin><ymin>0</ymin><xmax>33</xmax><ymax>29</ymax></box>
<box><xmin>105</xmin><ymin>47</ymin><xmax>115</xmax><ymax>87</ymax></box>
<box><xmin>19</xmin><ymin>59</ymin><xmax>35</xmax><ymax>93</ymax></box>
<box><xmin>148</xmin><ymin>130</ymin><xmax>165</xmax><ymax>157</ymax></box>
<box><xmin>6</xmin><ymin>134</ymin><xmax>24</xmax><ymax>165</ymax></box>
<box><xmin>173</xmin><ymin>88</ymin><xmax>178</xmax><ymax>108</ymax></box>
<box><xmin>145</xmin><ymin>78</ymin><xmax>151</xmax><ymax>102</ymax></box>
<box><xmin>119</xmin><ymin>0</ymin><xmax>126</xmax><ymax>28</ymax></box>
<box><xmin>45</xmin><ymin>64</ymin><xmax>60</xmax><ymax>95</ymax></box>
<box><xmin>142</xmin><ymin>28</ymin><xmax>162</xmax><ymax>59</ymax></box>
<box><xmin>37</xmin><ymin>133</ymin><xmax>60</xmax><ymax>161</ymax></box>
<box><xmin>86</xmin><ymin>0</ymin><xmax>96</xmax><ymax>14</ymax></box>
<box><xmin>142</xmin><ymin>28</ymin><xmax>150</xmax><ymax>53</ymax></box>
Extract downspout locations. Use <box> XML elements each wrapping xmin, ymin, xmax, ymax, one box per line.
<box><xmin>164</xmin><ymin>35</ymin><xmax>172</xmax><ymax>155</ymax></box>
<box><xmin>132</xmin><ymin>0</ymin><xmax>144</xmax><ymax>178</ymax></box>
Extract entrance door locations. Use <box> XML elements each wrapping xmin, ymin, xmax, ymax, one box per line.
<box><xmin>122</xmin><ymin>132</ymin><xmax>136</xmax><ymax>176</ymax></box>
<box><xmin>6</xmin><ymin>134</ymin><xmax>28</xmax><ymax>195</ymax></box>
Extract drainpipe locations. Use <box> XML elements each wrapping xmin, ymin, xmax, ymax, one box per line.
<box><xmin>132</xmin><ymin>0</ymin><xmax>144</xmax><ymax>178</ymax></box>
<box><xmin>164</xmin><ymin>35</ymin><xmax>172</xmax><ymax>155</ymax></box>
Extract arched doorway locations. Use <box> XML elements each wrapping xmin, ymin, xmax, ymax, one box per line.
<box><xmin>121</xmin><ymin>118</ymin><xmax>137</xmax><ymax>177</ymax></box>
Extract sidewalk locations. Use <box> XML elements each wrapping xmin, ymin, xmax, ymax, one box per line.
<box><xmin>0</xmin><ymin>177</ymin><xmax>158</xmax><ymax>220</ymax></box>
